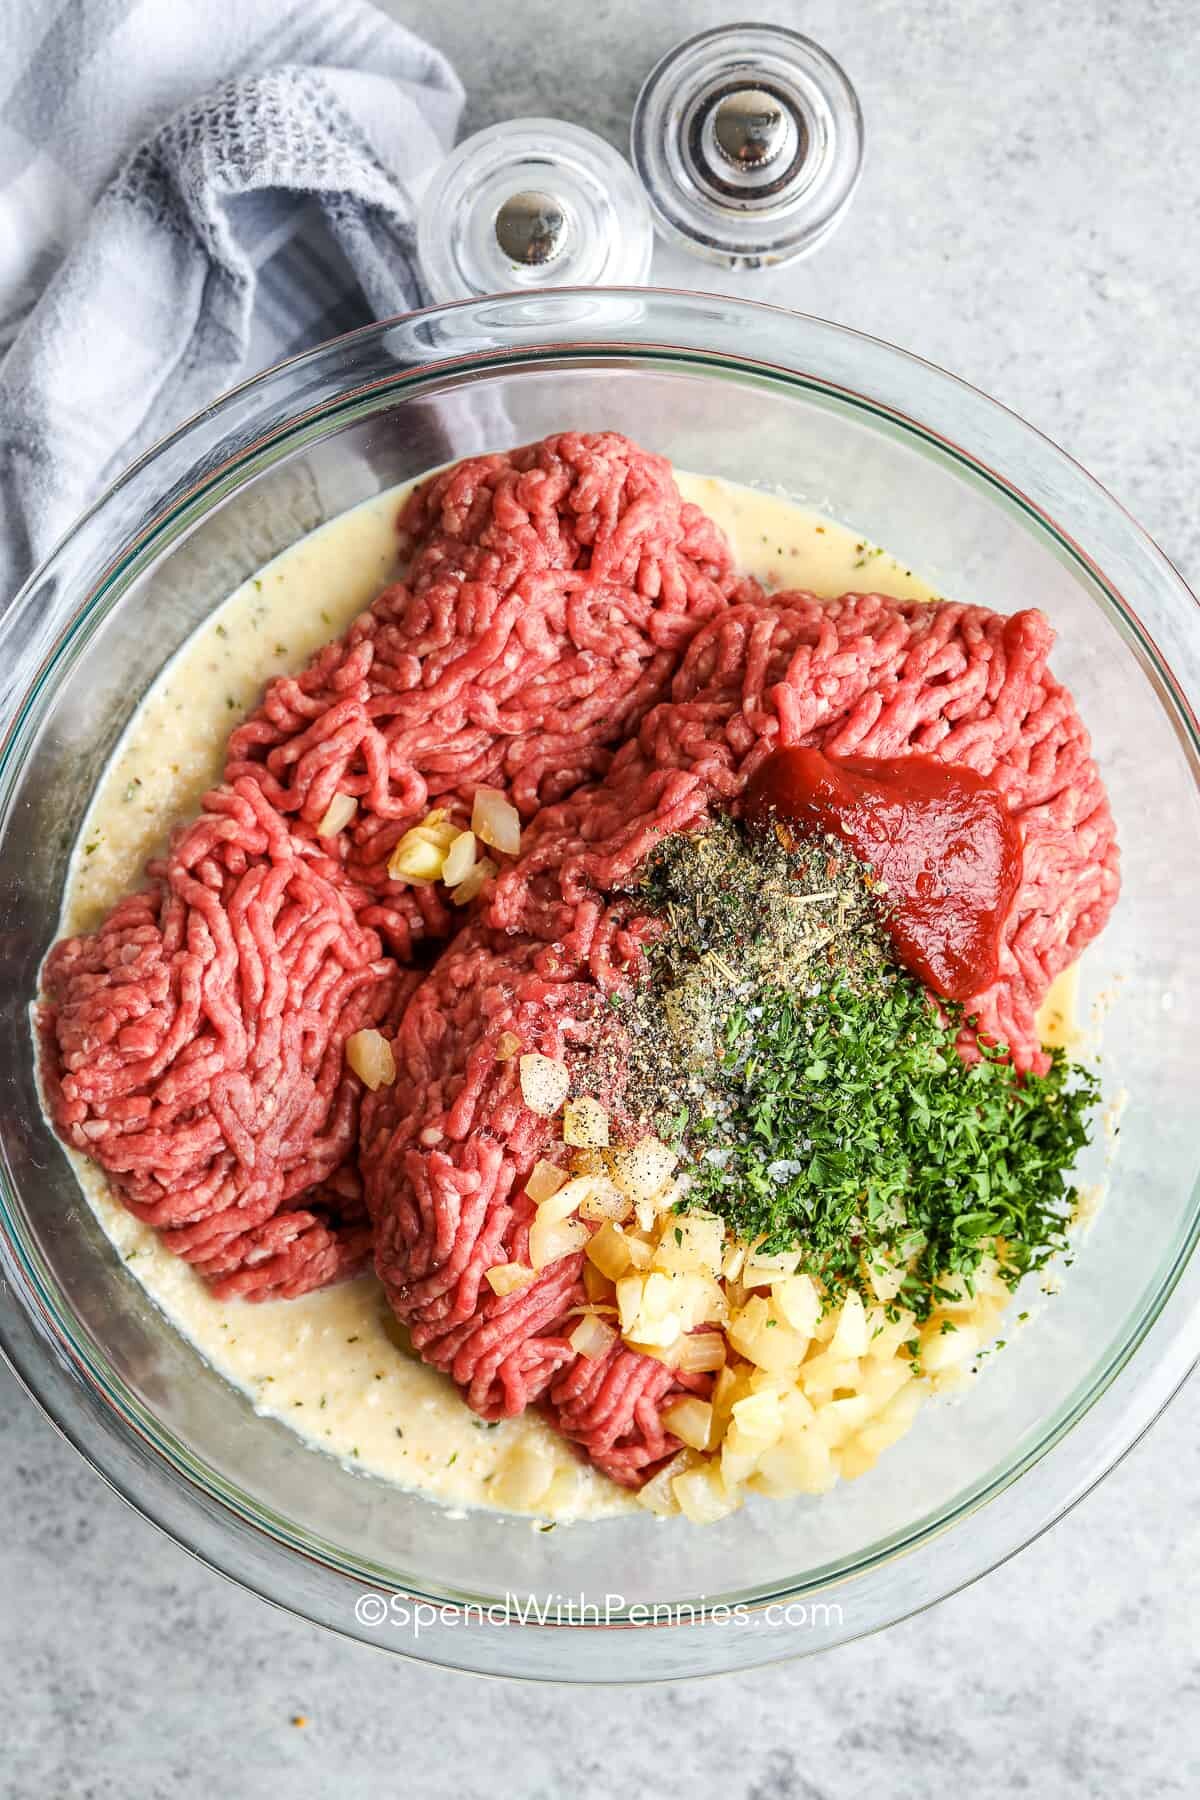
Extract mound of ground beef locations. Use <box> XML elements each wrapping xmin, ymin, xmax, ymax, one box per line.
<box><xmin>39</xmin><ymin>780</ymin><xmax>403</xmax><ymax>1299</ymax></box>
<box><xmin>223</xmin><ymin>430</ymin><xmax>747</xmax><ymax>957</ymax></box>
<box><xmin>40</xmin><ymin>431</ymin><xmax>1119</xmax><ymax>1484</ymax></box>
<box><xmin>361</xmin><ymin>919</ymin><xmax>694</xmax><ymax>1487</ymax></box>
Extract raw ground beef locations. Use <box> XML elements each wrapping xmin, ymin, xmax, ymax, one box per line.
<box><xmin>39</xmin><ymin>780</ymin><xmax>402</xmax><ymax>1299</ymax></box>
<box><xmin>39</xmin><ymin>430</ymin><xmax>1119</xmax><ymax>1485</ymax></box>
<box><xmin>223</xmin><ymin>431</ymin><xmax>747</xmax><ymax>958</ymax></box>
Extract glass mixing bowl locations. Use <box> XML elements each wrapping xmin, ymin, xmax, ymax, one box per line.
<box><xmin>1</xmin><ymin>290</ymin><xmax>1198</xmax><ymax>1683</ymax></box>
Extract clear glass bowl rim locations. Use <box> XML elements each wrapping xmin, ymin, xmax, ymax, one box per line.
<box><xmin>1</xmin><ymin>286</ymin><xmax>1198</xmax><ymax>1681</ymax></box>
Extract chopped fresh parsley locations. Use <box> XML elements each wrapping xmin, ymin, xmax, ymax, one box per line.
<box><xmin>682</xmin><ymin>967</ymin><xmax>1099</xmax><ymax>1318</ymax></box>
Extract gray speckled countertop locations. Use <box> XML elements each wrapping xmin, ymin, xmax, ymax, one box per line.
<box><xmin>4</xmin><ymin>2</ymin><xmax>1199</xmax><ymax>1794</ymax></box>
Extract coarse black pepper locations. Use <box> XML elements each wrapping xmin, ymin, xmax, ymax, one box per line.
<box><xmin>614</xmin><ymin>812</ymin><xmax>885</xmax><ymax>1138</ymax></box>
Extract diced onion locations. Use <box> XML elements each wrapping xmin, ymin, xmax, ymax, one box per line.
<box><xmin>577</xmin><ymin>1181</ymin><xmax>632</xmax><ymax>1223</ymax></box>
<box><xmin>519</xmin><ymin>1053</ymin><xmax>570</xmax><ymax>1117</ymax></box>
<box><xmin>731</xmin><ymin>1389</ymin><xmax>783</xmax><ymax>1444</ymax></box>
<box><xmin>669</xmin><ymin>1271</ymin><xmax>728</xmax><ymax>1331</ymax></box>
<box><xmin>810</xmin><ymin>1394</ymin><xmax>872</xmax><ymax>1449</ymax></box>
<box><xmin>450</xmin><ymin>856</ymin><xmax>497</xmax><ymax>906</ymax></box>
<box><xmin>615</xmin><ymin>1271</ymin><xmax>683</xmax><ymax>1348</ymax></box>
<box><xmin>610</xmin><ymin>1136</ymin><xmax>676</xmax><ymax>1203</ymax></box>
<box><xmin>919</xmin><ymin>1320</ymin><xmax>980</xmax><ymax>1374</ymax></box>
<box><xmin>568</xmin><ymin>1147</ymin><xmax>607</xmax><ymax>1176</ymax></box>
<box><xmin>419</xmin><ymin>809</ymin><xmax>460</xmax><ymax>849</ymax></box>
<box><xmin>585</xmin><ymin>1222</ymin><xmax>633</xmax><ymax>1280</ymax></box>
<box><xmin>728</xmin><ymin>1296</ymin><xmax>806</xmax><ymax>1374</ymax></box>
<box><xmin>632</xmin><ymin>1197</ymin><xmax>657</xmax><ymax>1233</ymax></box>
<box><xmin>836</xmin><ymin>1439</ymin><xmax>879</xmax><ymax>1482</ymax></box>
<box><xmin>615</xmin><ymin>1274</ymin><xmax>646</xmax><ymax>1336</ymax></box>
<box><xmin>710</xmin><ymin>1364</ymin><xmax>740</xmax><ymax>1420</ymax></box>
<box><xmin>672</xmin><ymin>1462</ymin><xmax>740</xmax><ymax>1524</ymax></box>
<box><xmin>859</xmin><ymin>1359</ymin><xmax>912</xmax><ymax>1411</ymax></box>
<box><xmin>387</xmin><ymin>811</ymin><xmax>458</xmax><ymax>880</ymax></box>
<box><xmin>387</xmin><ymin>810</ymin><xmax>460</xmax><ymax>880</ymax></box>
<box><xmin>636</xmin><ymin>1450</ymin><xmax>695</xmax><ymax>1515</ymax></box>
<box><xmin>625</xmin><ymin>1235</ymin><xmax>654</xmax><ymax>1271</ymax></box>
<box><xmin>495</xmin><ymin>1030</ymin><xmax>522</xmax><ymax>1062</ymax></box>
<box><xmin>525</xmin><ymin>1158</ymin><xmax>567</xmax><ymax>1204</ymax></box>
<box><xmin>316</xmin><ymin>793</ymin><xmax>358</xmax><ymax>838</ymax></box>
<box><xmin>528</xmin><ymin>1213</ymin><xmax>589</xmax><ymax>1271</ymax></box>
<box><xmin>485</xmin><ymin>1262</ymin><xmax>535</xmax><ymax>1297</ymax></box>
<box><xmin>773</xmin><ymin>1273</ymin><xmax>820</xmax><ymax>1335</ymax></box>
<box><xmin>719</xmin><ymin>1422</ymin><xmax>763</xmax><ymax>1487</ymax></box>
<box><xmin>811</xmin><ymin>1304</ymin><xmax>840</xmax><ymax>1344</ymax></box>
<box><xmin>345</xmin><ymin>1028</ymin><xmax>395</xmax><ymax>1091</ymax></box>
<box><xmin>442</xmin><ymin>829</ymin><xmax>477</xmax><ymax>887</ymax></box>
<box><xmin>653</xmin><ymin>1213</ymin><xmax>724</xmax><ymax>1278</ymax></box>
<box><xmin>865</xmin><ymin>1252</ymin><xmax>907</xmax><ymax>1303</ymax></box>
<box><xmin>535</xmin><ymin>1174</ymin><xmax>594</xmax><ymax>1224</ymax></box>
<box><xmin>727</xmin><ymin>1294</ymin><xmax>769</xmax><ymax>1349</ymax></box>
<box><xmin>662</xmin><ymin>1397</ymin><xmax>714</xmax><ymax>1452</ymax></box>
<box><xmin>865</xmin><ymin>1309</ymin><xmax>917</xmax><ymax>1363</ymax></box>
<box><xmin>562</xmin><ymin>1096</ymin><xmax>609</xmax><ymax>1148</ymax></box>
<box><xmin>830</xmin><ymin>1289</ymin><xmax>870</xmax><ymax>1359</ymax></box>
<box><xmin>857</xmin><ymin>1386</ymin><xmax>924</xmax><ymax>1455</ymax></box>
<box><xmin>675</xmin><ymin>1331</ymin><xmax>727</xmax><ymax>1375</ymax></box>
<box><xmin>488</xmin><ymin>1442</ymin><xmax>556</xmax><ymax>1510</ymax></box>
<box><xmin>750</xmin><ymin>1433</ymin><xmax>835</xmax><ymax>1498</ymax></box>
<box><xmin>582</xmin><ymin>1259</ymin><xmax>616</xmax><ymax>1304</ymax></box>
<box><xmin>471</xmin><ymin>786</ymin><xmax>522</xmax><ymax>856</ymax></box>
<box><xmin>797</xmin><ymin>1349</ymin><xmax>859</xmax><ymax>1405</ymax></box>
<box><xmin>388</xmin><ymin>835</ymin><xmax>444</xmax><ymax>882</ymax></box>
<box><xmin>721</xmin><ymin>1241</ymin><xmax>747</xmax><ymax>1282</ymax></box>
<box><xmin>569</xmin><ymin>1313</ymin><xmax>618</xmax><ymax>1360</ymax></box>
<box><xmin>742</xmin><ymin>1246</ymin><xmax>802</xmax><ymax>1288</ymax></box>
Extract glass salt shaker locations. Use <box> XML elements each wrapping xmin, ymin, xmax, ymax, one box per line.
<box><xmin>417</xmin><ymin>118</ymin><xmax>654</xmax><ymax>304</ymax></box>
<box><xmin>631</xmin><ymin>23</ymin><xmax>865</xmax><ymax>270</ymax></box>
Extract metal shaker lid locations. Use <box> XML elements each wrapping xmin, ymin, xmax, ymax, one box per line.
<box><xmin>417</xmin><ymin>119</ymin><xmax>654</xmax><ymax>304</ymax></box>
<box><xmin>631</xmin><ymin>23</ymin><xmax>865</xmax><ymax>270</ymax></box>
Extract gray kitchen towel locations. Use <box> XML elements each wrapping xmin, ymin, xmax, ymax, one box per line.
<box><xmin>0</xmin><ymin>0</ymin><xmax>464</xmax><ymax>605</ymax></box>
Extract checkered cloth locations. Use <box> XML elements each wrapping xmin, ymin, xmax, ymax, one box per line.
<box><xmin>0</xmin><ymin>0</ymin><xmax>463</xmax><ymax>605</ymax></box>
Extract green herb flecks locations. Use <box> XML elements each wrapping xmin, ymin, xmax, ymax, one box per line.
<box><xmin>684</xmin><ymin>966</ymin><xmax>1099</xmax><ymax>1317</ymax></box>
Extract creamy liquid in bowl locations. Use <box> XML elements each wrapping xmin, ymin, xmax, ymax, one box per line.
<box><xmin>54</xmin><ymin>471</ymin><xmax>1066</xmax><ymax>1521</ymax></box>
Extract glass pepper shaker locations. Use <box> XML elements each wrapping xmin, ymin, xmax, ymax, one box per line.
<box><xmin>631</xmin><ymin>23</ymin><xmax>865</xmax><ymax>270</ymax></box>
<box><xmin>417</xmin><ymin>118</ymin><xmax>654</xmax><ymax>303</ymax></box>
